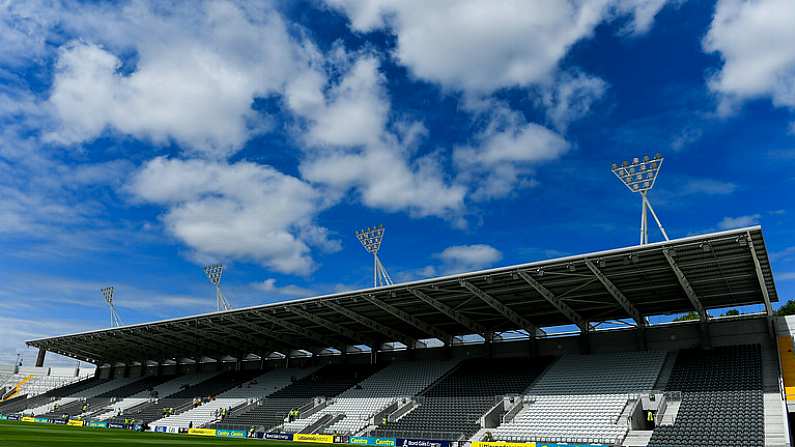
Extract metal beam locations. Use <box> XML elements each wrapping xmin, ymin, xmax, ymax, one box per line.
<box><xmin>747</xmin><ymin>236</ymin><xmax>774</xmax><ymax>317</ymax></box>
<box><xmin>224</xmin><ymin>315</ymin><xmax>305</xmax><ymax>347</ymax></box>
<box><xmin>584</xmin><ymin>260</ymin><xmax>645</xmax><ymax>327</ymax></box>
<box><xmin>662</xmin><ymin>249</ymin><xmax>708</xmax><ymax>322</ymax></box>
<box><xmin>459</xmin><ymin>280</ymin><xmax>539</xmax><ymax>336</ymax></box>
<box><xmin>407</xmin><ymin>288</ymin><xmax>489</xmax><ymax>337</ymax></box>
<box><xmin>251</xmin><ymin>310</ymin><xmax>345</xmax><ymax>349</ymax></box>
<box><xmin>322</xmin><ymin>301</ymin><xmax>417</xmax><ymax>348</ymax></box>
<box><xmin>363</xmin><ymin>295</ymin><xmax>455</xmax><ymax>345</ymax></box>
<box><xmin>216</xmin><ymin>317</ymin><xmax>299</xmax><ymax>354</ymax></box>
<box><xmin>285</xmin><ymin>306</ymin><xmax>362</xmax><ymax>343</ymax></box>
<box><xmin>516</xmin><ymin>271</ymin><xmax>590</xmax><ymax>332</ymax></box>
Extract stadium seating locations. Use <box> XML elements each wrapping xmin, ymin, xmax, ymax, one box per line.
<box><xmin>29</xmin><ymin>377</ymin><xmax>144</xmax><ymax>416</ymax></box>
<box><xmin>646</xmin><ymin>344</ymin><xmax>764</xmax><ymax>447</ymax></box>
<box><xmin>377</xmin><ymin>357</ymin><xmax>552</xmax><ymax>440</ymax></box>
<box><xmin>98</xmin><ymin>372</ymin><xmax>222</xmax><ymax>420</ymax></box>
<box><xmin>279</xmin><ymin>360</ymin><xmax>459</xmax><ymax>435</ymax></box>
<box><xmin>40</xmin><ymin>375</ymin><xmax>172</xmax><ymax>419</ymax></box>
<box><xmin>149</xmin><ymin>368</ymin><xmax>314</xmax><ymax>429</ymax></box>
<box><xmin>109</xmin><ymin>370</ymin><xmax>262</xmax><ymax>425</ymax></box>
<box><xmin>0</xmin><ymin>376</ymin><xmax>102</xmax><ymax>415</ymax></box>
<box><xmin>487</xmin><ymin>351</ymin><xmax>666</xmax><ymax>445</ymax></box>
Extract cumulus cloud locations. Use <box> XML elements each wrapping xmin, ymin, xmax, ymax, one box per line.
<box><xmin>0</xmin><ymin>0</ymin><xmax>60</xmax><ymax>66</ymax></box>
<box><xmin>436</xmin><ymin>244</ymin><xmax>503</xmax><ymax>274</ymax></box>
<box><xmin>327</xmin><ymin>0</ymin><xmax>671</xmax><ymax>93</ymax></box>
<box><xmin>541</xmin><ymin>71</ymin><xmax>608</xmax><ymax>131</ymax></box>
<box><xmin>289</xmin><ymin>55</ymin><xmax>466</xmax><ymax>218</ymax></box>
<box><xmin>704</xmin><ymin>0</ymin><xmax>795</xmax><ymax>115</ymax></box>
<box><xmin>717</xmin><ymin>214</ymin><xmax>761</xmax><ymax>230</ymax></box>
<box><xmin>46</xmin><ymin>1</ymin><xmax>310</xmax><ymax>157</ymax></box>
<box><xmin>128</xmin><ymin>157</ymin><xmax>339</xmax><ymax>275</ymax></box>
<box><xmin>454</xmin><ymin>102</ymin><xmax>569</xmax><ymax>200</ymax></box>
<box><xmin>253</xmin><ymin>278</ymin><xmax>315</xmax><ymax>299</ymax></box>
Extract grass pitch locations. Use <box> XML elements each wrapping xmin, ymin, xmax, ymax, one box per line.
<box><xmin>0</xmin><ymin>421</ymin><xmax>302</xmax><ymax>447</ymax></box>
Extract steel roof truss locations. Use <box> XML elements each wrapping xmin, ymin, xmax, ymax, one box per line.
<box><xmin>459</xmin><ymin>280</ymin><xmax>539</xmax><ymax>336</ymax></box>
<box><xmin>323</xmin><ymin>301</ymin><xmax>417</xmax><ymax>347</ymax></box>
<box><xmin>516</xmin><ymin>271</ymin><xmax>590</xmax><ymax>332</ymax></box>
<box><xmin>406</xmin><ymin>288</ymin><xmax>489</xmax><ymax>337</ymax></box>
<box><xmin>364</xmin><ymin>295</ymin><xmax>455</xmax><ymax>345</ymax></box>
<box><xmin>285</xmin><ymin>306</ymin><xmax>362</xmax><ymax>344</ymax></box>
<box><xmin>747</xmin><ymin>235</ymin><xmax>774</xmax><ymax>316</ymax></box>
<box><xmin>584</xmin><ymin>259</ymin><xmax>646</xmax><ymax>327</ymax></box>
<box><xmin>662</xmin><ymin>248</ymin><xmax>708</xmax><ymax>322</ymax></box>
<box><xmin>251</xmin><ymin>310</ymin><xmax>344</xmax><ymax>350</ymax></box>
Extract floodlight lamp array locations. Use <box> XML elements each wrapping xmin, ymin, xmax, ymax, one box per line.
<box><xmin>101</xmin><ymin>286</ymin><xmax>114</xmax><ymax>304</ymax></box>
<box><xmin>355</xmin><ymin>224</ymin><xmax>385</xmax><ymax>255</ymax></box>
<box><xmin>611</xmin><ymin>153</ymin><xmax>663</xmax><ymax>193</ymax></box>
<box><xmin>203</xmin><ymin>264</ymin><xmax>224</xmax><ymax>286</ymax></box>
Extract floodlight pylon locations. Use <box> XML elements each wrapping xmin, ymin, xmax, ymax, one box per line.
<box><xmin>101</xmin><ymin>287</ymin><xmax>123</xmax><ymax>328</ymax></box>
<box><xmin>611</xmin><ymin>153</ymin><xmax>670</xmax><ymax>245</ymax></box>
<box><xmin>355</xmin><ymin>224</ymin><xmax>393</xmax><ymax>287</ymax></box>
<box><xmin>203</xmin><ymin>264</ymin><xmax>231</xmax><ymax>311</ymax></box>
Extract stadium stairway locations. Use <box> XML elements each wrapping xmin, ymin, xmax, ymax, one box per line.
<box><xmin>374</xmin><ymin>357</ymin><xmax>553</xmax><ymax>441</ymax></box>
<box><xmin>765</xmin><ymin>341</ymin><xmax>789</xmax><ymax>447</ymax></box>
<box><xmin>280</xmin><ymin>359</ymin><xmax>459</xmax><ymax>436</ymax></box>
<box><xmin>150</xmin><ymin>368</ymin><xmax>314</xmax><ymax>430</ymax></box>
<box><xmin>97</xmin><ymin>371</ymin><xmax>222</xmax><ymax>420</ymax></box>
<box><xmin>646</xmin><ymin>344</ymin><xmax>764</xmax><ymax>447</ymax></box>
<box><xmin>28</xmin><ymin>377</ymin><xmax>144</xmax><ymax>416</ymax></box>
<box><xmin>487</xmin><ymin>351</ymin><xmax>667</xmax><ymax>445</ymax></box>
<box><xmin>1</xmin><ymin>375</ymin><xmax>33</xmax><ymax>401</ymax></box>
<box><xmin>110</xmin><ymin>370</ymin><xmax>262</xmax><ymax>426</ymax></box>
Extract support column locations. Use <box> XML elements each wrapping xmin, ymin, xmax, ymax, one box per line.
<box><xmin>578</xmin><ymin>330</ymin><xmax>591</xmax><ymax>355</ymax></box>
<box><xmin>528</xmin><ymin>335</ymin><xmax>538</xmax><ymax>359</ymax></box>
<box><xmin>370</xmin><ymin>342</ymin><xmax>379</xmax><ymax>365</ymax></box>
<box><xmin>637</xmin><ymin>326</ymin><xmax>648</xmax><ymax>351</ymax></box>
<box><xmin>484</xmin><ymin>332</ymin><xmax>495</xmax><ymax>359</ymax></box>
<box><xmin>35</xmin><ymin>348</ymin><xmax>47</xmax><ymax>368</ymax></box>
<box><xmin>699</xmin><ymin>322</ymin><xmax>712</xmax><ymax>349</ymax></box>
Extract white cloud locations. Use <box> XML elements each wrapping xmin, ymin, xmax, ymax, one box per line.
<box><xmin>0</xmin><ymin>0</ymin><xmax>60</xmax><ymax>67</ymax></box>
<box><xmin>717</xmin><ymin>214</ymin><xmax>761</xmax><ymax>230</ymax></box>
<box><xmin>327</xmin><ymin>0</ymin><xmax>670</xmax><ymax>93</ymax></box>
<box><xmin>541</xmin><ymin>71</ymin><xmax>608</xmax><ymax>131</ymax></box>
<box><xmin>680</xmin><ymin>178</ymin><xmax>737</xmax><ymax>196</ymax></box>
<box><xmin>46</xmin><ymin>1</ymin><xmax>310</xmax><ymax>158</ymax></box>
<box><xmin>455</xmin><ymin>102</ymin><xmax>569</xmax><ymax>200</ymax></box>
<box><xmin>128</xmin><ymin>157</ymin><xmax>338</xmax><ymax>275</ymax></box>
<box><xmin>704</xmin><ymin>0</ymin><xmax>795</xmax><ymax>115</ymax></box>
<box><xmin>778</xmin><ymin>272</ymin><xmax>795</xmax><ymax>282</ymax></box>
<box><xmin>253</xmin><ymin>278</ymin><xmax>315</xmax><ymax>299</ymax></box>
<box><xmin>289</xmin><ymin>55</ymin><xmax>466</xmax><ymax>218</ymax></box>
<box><xmin>436</xmin><ymin>244</ymin><xmax>503</xmax><ymax>274</ymax></box>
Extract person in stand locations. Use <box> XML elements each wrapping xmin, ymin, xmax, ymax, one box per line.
<box><xmin>646</xmin><ymin>410</ymin><xmax>655</xmax><ymax>429</ymax></box>
<box><xmin>382</xmin><ymin>416</ymin><xmax>388</xmax><ymax>428</ymax></box>
<box><xmin>188</xmin><ymin>421</ymin><xmax>193</xmax><ymax>429</ymax></box>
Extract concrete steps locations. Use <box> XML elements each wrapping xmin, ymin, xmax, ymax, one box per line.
<box><xmin>622</xmin><ymin>430</ymin><xmax>653</xmax><ymax>446</ymax></box>
<box><xmin>762</xmin><ymin>345</ymin><xmax>790</xmax><ymax>447</ymax></box>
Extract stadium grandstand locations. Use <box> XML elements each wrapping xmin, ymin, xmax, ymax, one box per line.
<box><xmin>2</xmin><ymin>225</ymin><xmax>793</xmax><ymax>447</ymax></box>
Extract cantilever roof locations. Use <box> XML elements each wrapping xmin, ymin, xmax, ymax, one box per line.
<box><xmin>27</xmin><ymin>226</ymin><xmax>778</xmax><ymax>364</ymax></box>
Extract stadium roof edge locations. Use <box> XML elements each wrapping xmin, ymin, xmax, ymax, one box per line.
<box><xmin>26</xmin><ymin>225</ymin><xmax>779</xmax><ymax>363</ymax></box>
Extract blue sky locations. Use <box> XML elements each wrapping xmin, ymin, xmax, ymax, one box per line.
<box><xmin>1</xmin><ymin>0</ymin><xmax>794</xmax><ymax>366</ymax></box>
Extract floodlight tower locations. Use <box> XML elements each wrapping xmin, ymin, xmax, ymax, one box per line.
<box><xmin>611</xmin><ymin>153</ymin><xmax>670</xmax><ymax>245</ymax></box>
<box><xmin>203</xmin><ymin>264</ymin><xmax>231</xmax><ymax>311</ymax></box>
<box><xmin>101</xmin><ymin>287</ymin><xmax>123</xmax><ymax>328</ymax></box>
<box><xmin>356</xmin><ymin>224</ymin><xmax>393</xmax><ymax>287</ymax></box>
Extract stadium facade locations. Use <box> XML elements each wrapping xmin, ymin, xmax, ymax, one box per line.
<box><xmin>0</xmin><ymin>225</ymin><xmax>790</xmax><ymax>446</ymax></box>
